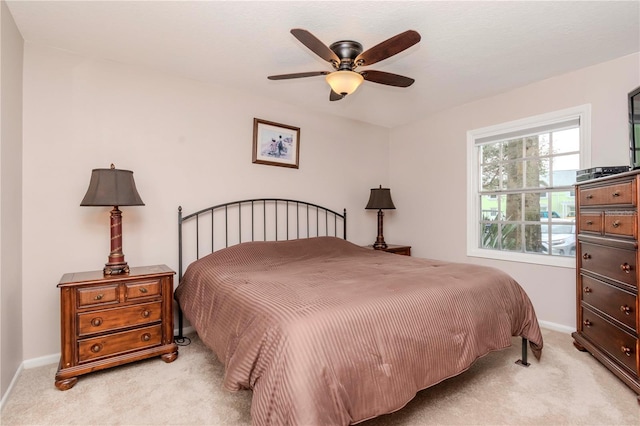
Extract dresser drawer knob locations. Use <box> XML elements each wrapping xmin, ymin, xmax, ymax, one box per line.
<box><xmin>620</xmin><ymin>305</ymin><xmax>632</xmax><ymax>315</ymax></box>
<box><xmin>94</xmin><ymin>294</ymin><xmax>103</xmax><ymax>301</ymax></box>
<box><xmin>91</xmin><ymin>344</ymin><xmax>103</xmax><ymax>353</ymax></box>
<box><xmin>621</xmin><ymin>346</ymin><xmax>632</xmax><ymax>357</ymax></box>
<box><xmin>583</xmin><ymin>287</ymin><xmax>592</xmax><ymax>294</ymax></box>
<box><xmin>583</xmin><ymin>319</ymin><xmax>592</xmax><ymax>327</ymax></box>
<box><xmin>582</xmin><ymin>253</ymin><xmax>591</xmax><ymax>260</ymax></box>
<box><xmin>142</xmin><ymin>310</ymin><xmax>151</xmax><ymax>318</ymax></box>
<box><xmin>91</xmin><ymin>317</ymin><xmax>103</xmax><ymax>327</ymax></box>
<box><xmin>141</xmin><ymin>333</ymin><xmax>151</xmax><ymax>342</ymax></box>
<box><xmin>612</xmin><ymin>190</ymin><xmax>621</xmax><ymax>197</ymax></box>
<box><xmin>586</xmin><ymin>194</ymin><xmax>593</xmax><ymax>199</ymax></box>
<box><xmin>620</xmin><ymin>263</ymin><xmax>632</xmax><ymax>273</ymax></box>
<box><xmin>139</xmin><ymin>287</ymin><xmax>148</xmax><ymax>294</ymax></box>
<box><xmin>612</xmin><ymin>220</ymin><xmax>621</xmax><ymax>228</ymax></box>
<box><xmin>586</xmin><ymin>220</ymin><xmax>594</xmax><ymax>225</ymax></box>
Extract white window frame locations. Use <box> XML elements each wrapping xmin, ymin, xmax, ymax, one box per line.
<box><xmin>466</xmin><ymin>104</ymin><xmax>591</xmax><ymax>268</ymax></box>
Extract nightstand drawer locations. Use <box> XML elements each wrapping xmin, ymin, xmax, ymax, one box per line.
<box><xmin>77</xmin><ymin>301</ymin><xmax>162</xmax><ymax>336</ymax></box>
<box><xmin>78</xmin><ymin>324</ymin><xmax>162</xmax><ymax>363</ymax></box>
<box><xmin>125</xmin><ymin>279</ymin><xmax>161</xmax><ymax>301</ymax></box>
<box><xmin>77</xmin><ymin>284</ymin><xmax>119</xmax><ymax>307</ymax></box>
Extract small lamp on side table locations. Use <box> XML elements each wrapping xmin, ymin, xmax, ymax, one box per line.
<box><xmin>80</xmin><ymin>164</ymin><xmax>145</xmax><ymax>275</ymax></box>
<box><xmin>365</xmin><ymin>185</ymin><xmax>396</xmax><ymax>249</ymax></box>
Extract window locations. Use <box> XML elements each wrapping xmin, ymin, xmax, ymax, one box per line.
<box><xmin>467</xmin><ymin>105</ymin><xmax>591</xmax><ymax>267</ymax></box>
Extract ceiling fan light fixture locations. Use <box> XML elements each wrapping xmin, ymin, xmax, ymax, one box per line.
<box><xmin>325</xmin><ymin>70</ymin><xmax>364</xmax><ymax>96</ymax></box>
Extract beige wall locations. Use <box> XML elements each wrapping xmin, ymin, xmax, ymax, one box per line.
<box><xmin>21</xmin><ymin>43</ymin><xmax>390</xmax><ymax>360</ymax></box>
<box><xmin>1</xmin><ymin>0</ymin><xmax>24</xmax><ymax>400</ymax></box>
<box><xmin>389</xmin><ymin>53</ymin><xmax>640</xmax><ymax>329</ymax></box>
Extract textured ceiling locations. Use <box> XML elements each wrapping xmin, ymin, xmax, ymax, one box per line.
<box><xmin>6</xmin><ymin>1</ymin><xmax>640</xmax><ymax>128</ymax></box>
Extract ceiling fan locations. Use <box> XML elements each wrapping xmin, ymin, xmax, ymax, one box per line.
<box><xmin>267</xmin><ymin>28</ymin><xmax>421</xmax><ymax>101</ymax></box>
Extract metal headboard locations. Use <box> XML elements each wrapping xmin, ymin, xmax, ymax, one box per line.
<box><xmin>178</xmin><ymin>198</ymin><xmax>347</xmax><ymax>281</ymax></box>
<box><xmin>175</xmin><ymin>198</ymin><xmax>346</xmax><ymax>340</ymax></box>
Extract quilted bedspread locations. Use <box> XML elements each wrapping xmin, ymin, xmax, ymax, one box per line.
<box><xmin>175</xmin><ymin>237</ymin><xmax>543</xmax><ymax>425</ymax></box>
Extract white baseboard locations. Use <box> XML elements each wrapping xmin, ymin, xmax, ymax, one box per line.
<box><xmin>539</xmin><ymin>320</ymin><xmax>574</xmax><ymax>334</ymax></box>
<box><xmin>0</xmin><ymin>362</ymin><xmax>23</xmax><ymax>411</ymax></box>
<box><xmin>22</xmin><ymin>353</ymin><xmax>59</xmax><ymax>369</ymax></box>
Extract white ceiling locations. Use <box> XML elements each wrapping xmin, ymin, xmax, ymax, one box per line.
<box><xmin>6</xmin><ymin>1</ymin><xmax>640</xmax><ymax>128</ymax></box>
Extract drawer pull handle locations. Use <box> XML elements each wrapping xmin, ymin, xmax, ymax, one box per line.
<box><xmin>94</xmin><ymin>294</ymin><xmax>103</xmax><ymax>300</ymax></box>
<box><xmin>91</xmin><ymin>317</ymin><xmax>103</xmax><ymax>327</ymax></box>
<box><xmin>91</xmin><ymin>344</ymin><xmax>102</xmax><ymax>353</ymax></box>
<box><xmin>141</xmin><ymin>333</ymin><xmax>151</xmax><ymax>342</ymax></box>
<box><xmin>621</xmin><ymin>346</ymin><xmax>632</xmax><ymax>357</ymax></box>
<box><xmin>612</xmin><ymin>220</ymin><xmax>621</xmax><ymax>228</ymax></box>
<box><xmin>583</xmin><ymin>319</ymin><xmax>592</xmax><ymax>327</ymax></box>
<box><xmin>586</xmin><ymin>194</ymin><xmax>593</xmax><ymax>199</ymax></box>
<box><xmin>142</xmin><ymin>310</ymin><xmax>151</xmax><ymax>318</ymax></box>
<box><xmin>139</xmin><ymin>287</ymin><xmax>148</xmax><ymax>294</ymax></box>
<box><xmin>612</xmin><ymin>190</ymin><xmax>621</xmax><ymax>197</ymax></box>
<box><xmin>620</xmin><ymin>263</ymin><xmax>632</xmax><ymax>273</ymax></box>
<box><xmin>620</xmin><ymin>305</ymin><xmax>632</xmax><ymax>315</ymax></box>
<box><xmin>582</xmin><ymin>253</ymin><xmax>591</xmax><ymax>260</ymax></box>
<box><xmin>586</xmin><ymin>220</ymin><xmax>594</xmax><ymax>225</ymax></box>
<box><xmin>583</xmin><ymin>287</ymin><xmax>592</xmax><ymax>294</ymax></box>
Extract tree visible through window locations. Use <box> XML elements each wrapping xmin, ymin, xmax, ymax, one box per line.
<box><xmin>468</xmin><ymin>106</ymin><xmax>589</xmax><ymax>266</ymax></box>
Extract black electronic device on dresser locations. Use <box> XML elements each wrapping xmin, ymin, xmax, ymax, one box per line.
<box><xmin>629</xmin><ymin>86</ymin><xmax>640</xmax><ymax>169</ymax></box>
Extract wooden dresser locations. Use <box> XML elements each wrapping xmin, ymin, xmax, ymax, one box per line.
<box><xmin>55</xmin><ymin>264</ymin><xmax>178</xmax><ymax>390</ymax></box>
<box><xmin>573</xmin><ymin>170</ymin><xmax>640</xmax><ymax>402</ymax></box>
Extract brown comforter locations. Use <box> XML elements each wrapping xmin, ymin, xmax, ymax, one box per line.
<box><xmin>175</xmin><ymin>237</ymin><xmax>543</xmax><ymax>425</ymax></box>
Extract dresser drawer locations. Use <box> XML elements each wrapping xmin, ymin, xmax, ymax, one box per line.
<box><xmin>580</xmin><ymin>180</ymin><xmax>636</xmax><ymax>207</ymax></box>
<box><xmin>125</xmin><ymin>279</ymin><xmax>161</xmax><ymax>301</ymax></box>
<box><xmin>78</xmin><ymin>324</ymin><xmax>162</xmax><ymax>363</ymax></box>
<box><xmin>604</xmin><ymin>212</ymin><xmax>637</xmax><ymax>238</ymax></box>
<box><xmin>77</xmin><ymin>284</ymin><xmax>119</xmax><ymax>308</ymax></box>
<box><xmin>77</xmin><ymin>301</ymin><xmax>162</xmax><ymax>337</ymax></box>
<box><xmin>580</xmin><ymin>241</ymin><xmax>637</xmax><ymax>288</ymax></box>
<box><xmin>579</xmin><ymin>212</ymin><xmax>603</xmax><ymax>234</ymax></box>
<box><xmin>580</xmin><ymin>307</ymin><xmax>638</xmax><ymax>376</ymax></box>
<box><xmin>581</xmin><ymin>275</ymin><xmax>637</xmax><ymax>332</ymax></box>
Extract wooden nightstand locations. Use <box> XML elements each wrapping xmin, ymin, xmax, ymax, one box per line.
<box><xmin>363</xmin><ymin>244</ymin><xmax>412</xmax><ymax>256</ymax></box>
<box><xmin>55</xmin><ymin>264</ymin><xmax>178</xmax><ymax>390</ymax></box>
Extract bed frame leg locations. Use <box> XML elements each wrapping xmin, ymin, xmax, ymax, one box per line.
<box><xmin>515</xmin><ymin>337</ymin><xmax>530</xmax><ymax>367</ymax></box>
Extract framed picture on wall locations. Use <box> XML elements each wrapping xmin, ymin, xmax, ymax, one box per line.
<box><xmin>252</xmin><ymin>118</ymin><xmax>300</xmax><ymax>169</ymax></box>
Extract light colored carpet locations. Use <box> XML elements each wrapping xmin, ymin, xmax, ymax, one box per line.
<box><xmin>2</xmin><ymin>328</ymin><xmax>639</xmax><ymax>425</ymax></box>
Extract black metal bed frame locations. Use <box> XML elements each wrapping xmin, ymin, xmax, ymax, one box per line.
<box><xmin>174</xmin><ymin>197</ymin><xmax>531</xmax><ymax>366</ymax></box>
<box><xmin>176</xmin><ymin>198</ymin><xmax>347</xmax><ymax>338</ymax></box>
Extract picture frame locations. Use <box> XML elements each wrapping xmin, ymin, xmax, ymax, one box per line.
<box><xmin>252</xmin><ymin>118</ymin><xmax>300</xmax><ymax>169</ymax></box>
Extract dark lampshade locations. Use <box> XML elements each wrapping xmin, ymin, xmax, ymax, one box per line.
<box><xmin>81</xmin><ymin>164</ymin><xmax>144</xmax><ymax>275</ymax></box>
<box><xmin>365</xmin><ymin>185</ymin><xmax>396</xmax><ymax>210</ymax></box>
<box><xmin>365</xmin><ymin>185</ymin><xmax>395</xmax><ymax>250</ymax></box>
<box><xmin>81</xmin><ymin>166</ymin><xmax>145</xmax><ymax>207</ymax></box>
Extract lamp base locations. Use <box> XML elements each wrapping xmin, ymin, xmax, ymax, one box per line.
<box><xmin>103</xmin><ymin>262</ymin><xmax>130</xmax><ymax>275</ymax></box>
<box><xmin>372</xmin><ymin>241</ymin><xmax>388</xmax><ymax>250</ymax></box>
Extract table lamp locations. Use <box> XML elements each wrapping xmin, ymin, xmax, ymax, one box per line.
<box><xmin>365</xmin><ymin>185</ymin><xmax>396</xmax><ymax>249</ymax></box>
<box><xmin>80</xmin><ymin>164</ymin><xmax>144</xmax><ymax>275</ymax></box>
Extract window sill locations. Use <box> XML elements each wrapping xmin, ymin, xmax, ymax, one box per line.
<box><xmin>467</xmin><ymin>247</ymin><xmax>576</xmax><ymax>268</ymax></box>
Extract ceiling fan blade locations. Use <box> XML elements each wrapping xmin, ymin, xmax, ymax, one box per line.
<box><xmin>291</xmin><ymin>28</ymin><xmax>340</xmax><ymax>64</ymax></box>
<box><xmin>355</xmin><ymin>30</ymin><xmax>421</xmax><ymax>67</ymax></box>
<box><xmin>361</xmin><ymin>70</ymin><xmax>415</xmax><ymax>87</ymax></box>
<box><xmin>268</xmin><ymin>71</ymin><xmax>329</xmax><ymax>80</ymax></box>
<box><xmin>330</xmin><ymin>90</ymin><xmax>345</xmax><ymax>101</ymax></box>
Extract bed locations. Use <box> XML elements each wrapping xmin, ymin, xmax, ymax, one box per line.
<box><xmin>174</xmin><ymin>199</ymin><xmax>543</xmax><ymax>425</ymax></box>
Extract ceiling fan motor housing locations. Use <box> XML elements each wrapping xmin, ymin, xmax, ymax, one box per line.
<box><xmin>329</xmin><ymin>41</ymin><xmax>363</xmax><ymax>70</ymax></box>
